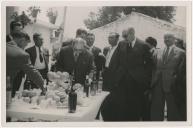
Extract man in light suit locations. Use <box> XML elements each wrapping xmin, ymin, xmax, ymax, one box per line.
<box><xmin>25</xmin><ymin>33</ymin><xmax>49</xmax><ymax>88</ymax></box>
<box><xmin>151</xmin><ymin>33</ymin><xmax>186</xmax><ymax>121</ymax></box>
<box><xmin>56</xmin><ymin>38</ymin><xmax>93</xmax><ymax>85</ymax></box>
<box><xmin>6</xmin><ymin>32</ymin><xmax>46</xmax><ymax>95</ymax></box>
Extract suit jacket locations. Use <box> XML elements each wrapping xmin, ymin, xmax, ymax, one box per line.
<box><xmin>91</xmin><ymin>46</ymin><xmax>103</xmax><ymax>79</ymax></box>
<box><xmin>6</xmin><ymin>41</ymin><xmax>44</xmax><ymax>89</ymax></box>
<box><xmin>152</xmin><ymin>45</ymin><xmax>186</xmax><ymax>93</ymax></box>
<box><xmin>25</xmin><ymin>46</ymin><xmax>48</xmax><ymax>70</ymax></box>
<box><xmin>103</xmin><ymin>46</ymin><xmax>120</xmax><ymax>91</ymax></box>
<box><xmin>56</xmin><ymin>46</ymin><xmax>93</xmax><ymax>85</ymax></box>
<box><xmin>118</xmin><ymin>38</ymin><xmax>153</xmax><ymax>91</ymax></box>
<box><xmin>6</xmin><ymin>34</ymin><xmax>13</xmax><ymax>42</ymax></box>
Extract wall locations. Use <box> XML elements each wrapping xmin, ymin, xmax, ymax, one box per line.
<box><xmin>24</xmin><ymin>23</ymin><xmax>52</xmax><ymax>50</ymax></box>
<box><xmin>91</xmin><ymin>12</ymin><xmax>186</xmax><ymax>50</ymax></box>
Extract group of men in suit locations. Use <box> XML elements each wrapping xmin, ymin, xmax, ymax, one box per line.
<box><xmin>6</xmin><ymin>21</ymin><xmax>186</xmax><ymax>121</ymax></box>
<box><xmin>55</xmin><ymin>28</ymin><xmax>105</xmax><ymax>85</ymax></box>
<box><xmin>101</xmin><ymin>27</ymin><xmax>186</xmax><ymax>121</ymax></box>
<box><xmin>6</xmin><ymin>22</ymin><xmax>47</xmax><ymax>96</ymax></box>
<box><xmin>6</xmin><ymin>21</ymin><xmax>49</xmax><ymax>97</ymax></box>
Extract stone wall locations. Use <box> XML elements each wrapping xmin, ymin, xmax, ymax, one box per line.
<box><xmin>91</xmin><ymin>12</ymin><xmax>186</xmax><ymax>50</ymax></box>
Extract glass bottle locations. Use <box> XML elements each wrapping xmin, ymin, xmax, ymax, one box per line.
<box><xmin>6</xmin><ymin>76</ymin><xmax>12</xmax><ymax>108</ymax></box>
<box><xmin>68</xmin><ymin>70</ymin><xmax>77</xmax><ymax>113</ymax></box>
<box><xmin>68</xmin><ymin>89</ymin><xmax>77</xmax><ymax>113</ymax></box>
<box><xmin>90</xmin><ymin>68</ymin><xmax>97</xmax><ymax>96</ymax></box>
<box><xmin>98</xmin><ymin>71</ymin><xmax>103</xmax><ymax>93</ymax></box>
<box><xmin>84</xmin><ymin>75</ymin><xmax>90</xmax><ymax>97</ymax></box>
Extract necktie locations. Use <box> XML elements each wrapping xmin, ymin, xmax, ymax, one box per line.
<box><xmin>74</xmin><ymin>52</ymin><xmax>79</xmax><ymax>62</ymax></box>
<box><xmin>128</xmin><ymin>41</ymin><xmax>132</xmax><ymax>49</ymax></box>
<box><xmin>38</xmin><ymin>47</ymin><xmax>43</xmax><ymax>63</ymax></box>
<box><xmin>163</xmin><ymin>47</ymin><xmax>170</xmax><ymax>64</ymax></box>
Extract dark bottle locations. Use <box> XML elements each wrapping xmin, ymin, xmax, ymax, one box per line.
<box><xmin>68</xmin><ymin>89</ymin><xmax>77</xmax><ymax>113</ymax></box>
<box><xmin>6</xmin><ymin>76</ymin><xmax>12</xmax><ymax>108</ymax></box>
<box><xmin>98</xmin><ymin>71</ymin><xmax>103</xmax><ymax>93</ymax></box>
<box><xmin>68</xmin><ymin>70</ymin><xmax>77</xmax><ymax>113</ymax></box>
<box><xmin>84</xmin><ymin>75</ymin><xmax>90</xmax><ymax>97</ymax></box>
<box><xmin>90</xmin><ymin>69</ymin><xmax>97</xmax><ymax>96</ymax></box>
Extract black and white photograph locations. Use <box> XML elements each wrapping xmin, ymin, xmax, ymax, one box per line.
<box><xmin>1</xmin><ymin>0</ymin><xmax>192</xmax><ymax>127</ymax></box>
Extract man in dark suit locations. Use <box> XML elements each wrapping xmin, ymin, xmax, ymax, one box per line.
<box><xmin>86</xmin><ymin>33</ymin><xmax>104</xmax><ymax>80</ymax></box>
<box><xmin>12</xmin><ymin>33</ymin><xmax>31</xmax><ymax>97</ymax></box>
<box><xmin>56</xmin><ymin>38</ymin><xmax>93</xmax><ymax>85</ymax></box>
<box><xmin>100</xmin><ymin>32</ymin><xmax>121</xmax><ymax>121</ymax></box>
<box><xmin>25</xmin><ymin>33</ymin><xmax>49</xmax><ymax>88</ymax></box>
<box><xmin>76</xmin><ymin>28</ymin><xmax>87</xmax><ymax>41</ymax></box>
<box><xmin>151</xmin><ymin>33</ymin><xmax>186</xmax><ymax>121</ymax></box>
<box><xmin>6</xmin><ymin>21</ymin><xmax>23</xmax><ymax>42</ymax></box>
<box><xmin>111</xmin><ymin>27</ymin><xmax>153</xmax><ymax>121</ymax></box>
<box><xmin>6</xmin><ymin>32</ymin><xmax>46</xmax><ymax>95</ymax></box>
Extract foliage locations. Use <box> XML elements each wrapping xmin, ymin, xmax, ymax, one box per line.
<box><xmin>46</xmin><ymin>8</ymin><xmax>58</xmax><ymax>24</ymax></box>
<box><xmin>84</xmin><ymin>6</ymin><xmax>176</xmax><ymax>30</ymax></box>
<box><xmin>27</xmin><ymin>6</ymin><xmax>41</xmax><ymax>18</ymax></box>
<box><xmin>46</xmin><ymin>8</ymin><xmax>58</xmax><ymax>17</ymax></box>
<box><xmin>11</xmin><ymin>11</ymin><xmax>32</xmax><ymax>28</ymax></box>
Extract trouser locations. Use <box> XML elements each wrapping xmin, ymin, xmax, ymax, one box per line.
<box><xmin>12</xmin><ymin>71</ymin><xmax>25</xmax><ymax>97</ymax></box>
<box><xmin>140</xmin><ymin>92</ymin><xmax>151</xmax><ymax>121</ymax></box>
<box><xmin>151</xmin><ymin>83</ymin><xmax>184</xmax><ymax>121</ymax></box>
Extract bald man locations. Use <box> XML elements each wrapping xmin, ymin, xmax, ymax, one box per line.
<box><xmin>109</xmin><ymin>27</ymin><xmax>153</xmax><ymax>121</ymax></box>
<box><xmin>151</xmin><ymin>33</ymin><xmax>186</xmax><ymax>121</ymax></box>
<box><xmin>56</xmin><ymin>38</ymin><xmax>93</xmax><ymax>85</ymax></box>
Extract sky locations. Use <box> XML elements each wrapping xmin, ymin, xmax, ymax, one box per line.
<box><xmin>61</xmin><ymin>6</ymin><xmax>186</xmax><ymax>38</ymax></box>
<box><xmin>19</xmin><ymin>6</ymin><xmax>186</xmax><ymax>38</ymax></box>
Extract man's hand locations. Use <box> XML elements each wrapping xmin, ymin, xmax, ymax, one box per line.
<box><xmin>40</xmin><ymin>88</ymin><xmax>47</xmax><ymax>96</ymax></box>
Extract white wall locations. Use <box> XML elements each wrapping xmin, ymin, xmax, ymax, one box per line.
<box><xmin>24</xmin><ymin>23</ymin><xmax>51</xmax><ymax>50</ymax></box>
<box><xmin>91</xmin><ymin>12</ymin><xmax>186</xmax><ymax>50</ymax></box>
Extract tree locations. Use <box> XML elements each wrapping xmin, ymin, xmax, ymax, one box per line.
<box><xmin>84</xmin><ymin>6</ymin><xmax>176</xmax><ymax>30</ymax></box>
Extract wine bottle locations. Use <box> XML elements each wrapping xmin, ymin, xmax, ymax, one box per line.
<box><xmin>68</xmin><ymin>89</ymin><xmax>77</xmax><ymax>113</ymax></box>
<box><xmin>84</xmin><ymin>75</ymin><xmax>90</xmax><ymax>97</ymax></box>
<box><xmin>98</xmin><ymin>71</ymin><xmax>103</xmax><ymax>93</ymax></box>
<box><xmin>68</xmin><ymin>70</ymin><xmax>77</xmax><ymax>113</ymax></box>
<box><xmin>90</xmin><ymin>67</ymin><xmax>97</xmax><ymax>96</ymax></box>
<box><xmin>6</xmin><ymin>76</ymin><xmax>12</xmax><ymax>108</ymax></box>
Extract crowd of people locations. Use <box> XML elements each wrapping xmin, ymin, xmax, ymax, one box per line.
<box><xmin>6</xmin><ymin>20</ymin><xmax>186</xmax><ymax>121</ymax></box>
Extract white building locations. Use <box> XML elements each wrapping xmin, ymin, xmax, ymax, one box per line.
<box><xmin>91</xmin><ymin>12</ymin><xmax>186</xmax><ymax>50</ymax></box>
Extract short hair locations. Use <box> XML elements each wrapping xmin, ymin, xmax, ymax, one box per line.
<box><xmin>72</xmin><ymin>37</ymin><xmax>86</xmax><ymax>47</ymax></box>
<box><xmin>62</xmin><ymin>38</ymin><xmax>74</xmax><ymax>47</ymax></box>
<box><xmin>145</xmin><ymin>37</ymin><xmax>157</xmax><ymax>47</ymax></box>
<box><xmin>127</xmin><ymin>27</ymin><xmax>135</xmax><ymax>35</ymax></box>
<box><xmin>109</xmin><ymin>32</ymin><xmax>119</xmax><ymax>39</ymax></box>
<box><xmin>103</xmin><ymin>47</ymin><xmax>109</xmax><ymax>56</ymax></box>
<box><xmin>10</xmin><ymin>21</ymin><xmax>22</xmax><ymax>31</ymax></box>
<box><xmin>11</xmin><ymin>31</ymin><xmax>26</xmax><ymax>39</ymax></box>
<box><xmin>24</xmin><ymin>33</ymin><xmax>30</xmax><ymax>41</ymax></box>
<box><xmin>122</xmin><ymin>27</ymin><xmax>135</xmax><ymax>39</ymax></box>
<box><xmin>164</xmin><ymin>33</ymin><xmax>175</xmax><ymax>39</ymax></box>
<box><xmin>87</xmin><ymin>32</ymin><xmax>95</xmax><ymax>37</ymax></box>
<box><xmin>33</xmin><ymin>33</ymin><xmax>41</xmax><ymax>41</ymax></box>
<box><xmin>122</xmin><ymin>29</ymin><xmax>128</xmax><ymax>39</ymax></box>
<box><xmin>76</xmin><ymin>28</ymin><xmax>87</xmax><ymax>37</ymax></box>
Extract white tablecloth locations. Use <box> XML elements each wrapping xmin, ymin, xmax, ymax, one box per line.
<box><xmin>7</xmin><ymin>91</ymin><xmax>109</xmax><ymax>122</ymax></box>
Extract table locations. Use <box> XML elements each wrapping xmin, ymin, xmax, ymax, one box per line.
<box><xmin>7</xmin><ymin>91</ymin><xmax>109</xmax><ymax>122</ymax></box>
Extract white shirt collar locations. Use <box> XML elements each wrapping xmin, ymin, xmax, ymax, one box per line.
<box><xmin>110</xmin><ymin>44</ymin><xmax>118</xmax><ymax>50</ymax></box>
<box><xmin>131</xmin><ymin>37</ymin><xmax>136</xmax><ymax>48</ymax></box>
<box><xmin>164</xmin><ymin>44</ymin><xmax>175</xmax><ymax>54</ymax></box>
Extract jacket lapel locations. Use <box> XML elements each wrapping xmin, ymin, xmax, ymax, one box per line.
<box><xmin>166</xmin><ymin>46</ymin><xmax>175</xmax><ymax>63</ymax></box>
<box><xmin>32</xmin><ymin>46</ymin><xmax>37</xmax><ymax>65</ymax></box>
